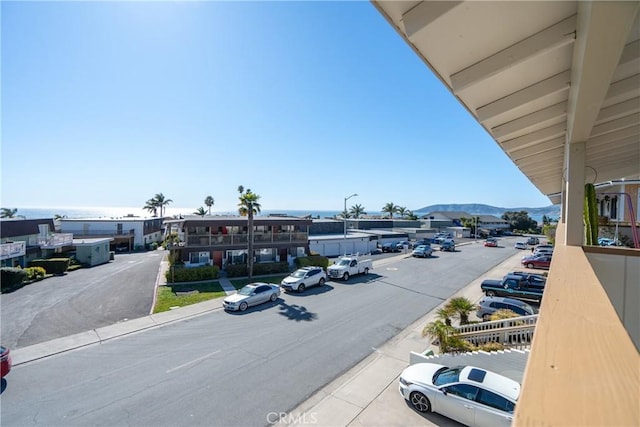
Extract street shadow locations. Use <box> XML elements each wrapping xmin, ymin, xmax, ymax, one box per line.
<box><xmin>283</xmin><ymin>283</ymin><xmax>334</xmax><ymax>297</ymax></box>
<box><xmin>277</xmin><ymin>301</ymin><xmax>318</xmax><ymax>322</ymax></box>
<box><xmin>0</xmin><ymin>379</ymin><xmax>7</xmax><ymax>394</ymax></box>
<box><xmin>329</xmin><ymin>273</ymin><xmax>382</xmax><ymax>286</ymax></box>
<box><xmin>225</xmin><ymin>298</ymin><xmax>283</xmax><ymax>315</ymax></box>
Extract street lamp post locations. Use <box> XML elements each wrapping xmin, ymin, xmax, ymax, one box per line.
<box><xmin>343</xmin><ymin>193</ymin><xmax>358</xmax><ymax>240</ymax></box>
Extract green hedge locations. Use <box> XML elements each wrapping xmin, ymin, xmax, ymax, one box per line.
<box><xmin>225</xmin><ymin>262</ymin><xmax>290</xmax><ymax>278</ymax></box>
<box><xmin>28</xmin><ymin>258</ymin><xmax>70</xmax><ymax>275</ymax></box>
<box><xmin>1</xmin><ymin>267</ymin><xmax>27</xmax><ymax>291</ymax></box>
<box><xmin>294</xmin><ymin>255</ymin><xmax>329</xmax><ymax>269</ymax></box>
<box><xmin>25</xmin><ymin>266</ymin><xmax>46</xmax><ymax>281</ymax></box>
<box><xmin>165</xmin><ymin>265</ymin><xmax>220</xmax><ymax>283</ymax></box>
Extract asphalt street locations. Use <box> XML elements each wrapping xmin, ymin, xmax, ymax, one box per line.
<box><xmin>1</xmin><ymin>239</ymin><xmax>522</xmax><ymax>427</ymax></box>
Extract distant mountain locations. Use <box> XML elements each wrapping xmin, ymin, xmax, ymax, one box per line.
<box><xmin>414</xmin><ymin>203</ymin><xmax>561</xmax><ymax>219</ymax></box>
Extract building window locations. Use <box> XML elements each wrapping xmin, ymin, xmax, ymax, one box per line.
<box><xmin>256</xmin><ymin>248</ymin><xmax>275</xmax><ymax>263</ymax></box>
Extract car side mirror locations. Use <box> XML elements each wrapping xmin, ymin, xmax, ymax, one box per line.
<box><xmin>440</xmin><ymin>387</ymin><xmax>448</xmax><ymax>395</ymax></box>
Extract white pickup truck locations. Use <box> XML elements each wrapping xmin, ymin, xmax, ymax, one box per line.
<box><xmin>327</xmin><ymin>255</ymin><xmax>373</xmax><ymax>281</ymax></box>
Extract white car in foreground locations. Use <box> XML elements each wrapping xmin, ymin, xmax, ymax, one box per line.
<box><xmin>223</xmin><ymin>283</ymin><xmax>280</xmax><ymax>312</ymax></box>
<box><xmin>514</xmin><ymin>241</ymin><xmax>528</xmax><ymax>250</ymax></box>
<box><xmin>399</xmin><ymin>363</ymin><xmax>519</xmax><ymax>427</ymax></box>
<box><xmin>281</xmin><ymin>266</ymin><xmax>326</xmax><ymax>293</ymax></box>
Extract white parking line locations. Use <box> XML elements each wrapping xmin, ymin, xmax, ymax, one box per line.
<box><xmin>166</xmin><ymin>350</ymin><xmax>221</xmax><ymax>374</ymax></box>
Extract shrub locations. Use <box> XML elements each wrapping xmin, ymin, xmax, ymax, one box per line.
<box><xmin>476</xmin><ymin>342</ymin><xmax>505</xmax><ymax>352</ymax></box>
<box><xmin>25</xmin><ymin>266</ymin><xmax>46</xmax><ymax>281</ymax></box>
<box><xmin>225</xmin><ymin>262</ymin><xmax>290</xmax><ymax>278</ymax></box>
<box><xmin>165</xmin><ymin>265</ymin><xmax>219</xmax><ymax>283</ymax></box>
<box><xmin>28</xmin><ymin>258</ymin><xmax>70</xmax><ymax>275</ymax></box>
<box><xmin>295</xmin><ymin>255</ymin><xmax>330</xmax><ymax>269</ymax></box>
<box><xmin>1</xmin><ymin>267</ymin><xmax>28</xmax><ymax>291</ymax></box>
<box><xmin>225</xmin><ymin>264</ymin><xmax>247</xmax><ymax>278</ymax></box>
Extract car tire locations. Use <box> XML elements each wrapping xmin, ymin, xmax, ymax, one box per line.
<box><xmin>343</xmin><ymin>272</ymin><xmax>350</xmax><ymax>281</ymax></box>
<box><xmin>527</xmin><ymin>263</ymin><xmax>535</xmax><ymax>268</ymax></box>
<box><xmin>409</xmin><ymin>391</ymin><xmax>431</xmax><ymax>413</ymax></box>
<box><xmin>486</xmin><ymin>290</ymin><xmax>496</xmax><ymax>297</ymax></box>
<box><xmin>239</xmin><ymin>302</ymin><xmax>248</xmax><ymax>312</ymax></box>
<box><xmin>319</xmin><ymin>277</ymin><xmax>326</xmax><ymax>286</ymax></box>
<box><xmin>483</xmin><ymin>314</ymin><xmax>491</xmax><ymax>321</ymax></box>
<box><xmin>297</xmin><ymin>284</ymin><xmax>306</xmax><ymax>293</ymax></box>
<box><xmin>270</xmin><ymin>292</ymin><xmax>278</xmax><ymax>302</ymax></box>
<box><xmin>364</xmin><ymin>268</ymin><xmax>369</xmax><ymax>275</ymax></box>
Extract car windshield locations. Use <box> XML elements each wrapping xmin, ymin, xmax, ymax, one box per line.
<box><xmin>291</xmin><ymin>270</ymin><xmax>307</xmax><ymax>278</ymax></box>
<box><xmin>337</xmin><ymin>259</ymin><xmax>350</xmax><ymax>266</ymax></box>
<box><xmin>433</xmin><ymin>366</ymin><xmax>463</xmax><ymax>386</ymax></box>
<box><xmin>238</xmin><ymin>286</ymin><xmax>255</xmax><ymax>296</ymax></box>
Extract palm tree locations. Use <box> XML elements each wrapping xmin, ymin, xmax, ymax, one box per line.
<box><xmin>238</xmin><ymin>186</ymin><xmax>261</xmax><ymax>280</ymax></box>
<box><xmin>381</xmin><ymin>202</ymin><xmax>398</xmax><ymax>219</ymax></box>
<box><xmin>204</xmin><ymin>196</ymin><xmax>215</xmax><ymax>215</ymax></box>
<box><xmin>349</xmin><ymin>204</ymin><xmax>366</xmax><ymax>219</ymax></box>
<box><xmin>397</xmin><ymin>206</ymin><xmax>407</xmax><ymax>218</ymax></box>
<box><xmin>436</xmin><ymin>306</ymin><xmax>456</xmax><ymax>326</ymax></box>
<box><xmin>422</xmin><ymin>319</ymin><xmax>456</xmax><ymax>352</ymax></box>
<box><xmin>340</xmin><ymin>210</ymin><xmax>352</xmax><ymax>219</ymax></box>
<box><xmin>447</xmin><ymin>297</ymin><xmax>477</xmax><ymax>325</ymax></box>
<box><xmin>143</xmin><ymin>198</ymin><xmax>158</xmax><ymax>217</ymax></box>
<box><xmin>193</xmin><ymin>207</ymin><xmax>207</xmax><ymax>217</ymax></box>
<box><xmin>405</xmin><ymin>210</ymin><xmax>418</xmax><ymax>220</ymax></box>
<box><xmin>1</xmin><ymin>208</ymin><xmax>18</xmax><ymax>218</ymax></box>
<box><xmin>153</xmin><ymin>193</ymin><xmax>173</xmax><ymax>217</ymax></box>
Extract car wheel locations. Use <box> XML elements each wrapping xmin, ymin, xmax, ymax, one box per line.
<box><xmin>239</xmin><ymin>302</ymin><xmax>248</xmax><ymax>312</ymax></box>
<box><xmin>483</xmin><ymin>314</ymin><xmax>491</xmax><ymax>321</ymax></box>
<box><xmin>527</xmin><ymin>263</ymin><xmax>534</xmax><ymax>268</ymax></box>
<box><xmin>297</xmin><ymin>284</ymin><xmax>306</xmax><ymax>293</ymax></box>
<box><xmin>364</xmin><ymin>268</ymin><xmax>369</xmax><ymax>275</ymax></box>
<box><xmin>319</xmin><ymin>277</ymin><xmax>325</xmax><ymax>286</ymax></box>
<box><xmin>270</xmin><ymin>292</ymin><xmax>278</xmax><ymax>302</ymax></box>
<box><xmin>409</xmin><ymin>391</ymin><xmax>431</xmax><ymax>413</ymax></box>
<box><xmin>343</xmin><ymin>272</ymin><xmax>350</xmax><ymax>281</ymax></box>
<box><xmin>486</xmin><ymin>290</ymin><xmax>496</xmax><ymax>297</ymax></box>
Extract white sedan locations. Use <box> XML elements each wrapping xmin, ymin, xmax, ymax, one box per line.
<box><xmin>399</xmin><ymin>363</ymin><xmax>519</xmax><ymax>427</ymax></box>
<box><xmin>223</xmin><ymin>283</ymin><xmax>280</xmax><ymax>312</ymax></box>
<box><xmin>514</xmin><ymin>241</ymin><xmax>528</xmax><ymax>250</ymax></box>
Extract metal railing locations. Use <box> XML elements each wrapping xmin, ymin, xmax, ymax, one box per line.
<box><xmin>0</xmin><ymin>241</ymin><xmax>26</xmax><ymax>260</ymax></box>
<box><xmin>185</xmin><ymin>232</ymin><xmax>308</xmax><ymax>246</ymax></box>
<box><xmin>36</xmin><ymin>233</ymin><xmax>74</xmax><ymax>249</ymax></box>
<box><xmin>455</xmin><ymin>315</ymin><xmax>538</xmax><ymax>348</ymax></box>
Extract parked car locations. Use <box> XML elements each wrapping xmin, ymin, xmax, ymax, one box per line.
<box><xmin>396</xmin><ymin>241</ymin><xmax>411</xmax><ymax>250</ymax></box>
<box><xmin>281</xmin><ymin>266</ymin><xmax>326</xmax><ymax>293</ymax></box>
<box><xmin>521</xmin><ymin>254</ymin><xmax>553</xmax><ymax>269</ymax></box>
<box><xmin>381</xmin><ymin>242</ymin><xmax>401</xmax><ymax>253</ymax></box>
<box><xmin>484</xmin><ymin>238</ymin><xmax>498</xmax><ymax>247</ymax></box>
<box><xmin>514</xmin><ymin>241</ymin><xmax>528</xmax><ymax>250</ymax></box>
<box><xmin>1</xmin><ymin>346</ymin><xmax>11</xmax><ymax>379</ymax></box>
<box><xmin>507</xmin><ymin>271</ymin><xmax>547</xmax><ymax>287</ymax></box>
<box><xmin>481</xmin><ymin>274</ymin><xmax>545</xmax><ymax>301</ymax></box>
<box><xmin>433</xmin><ymin>232</ymin><xmax>453</xmax><ymax>244</ymax></box>
<box><xmin>412</xmin><ymin>245</ymin><xmax>434</xmax><ymax>258</ymax></box>
<box><xmin>223</xmin><ymin>283</ymin><xmax>280</xmax><ymax>312</ymax></box>
<box><xmin>440</xmin><ymin>239</ymin><xmax>455</xmax><ymax>252</ymax></box>
<box><xmin>532</xmin><ymin>248</ymin><xmax>554</xmax><ymax>256</ymax></box>
<box><xmin>526</xmin><ymin>237</ymin><xmax>540</xmax><ymax>245</ymax></box>
<box><xmin>410</xmin><ymin>239</ymin><xmax>432</xmax><ymax>249</ymax></box>
<box><xmin>399</xmin><ymin>363</ymin><xmax>519</xmax><ymax>427</ymax></box>
<box><xmin>476</xmin><ymin>296</ymin><xmax>538</xmax><ymax>321</ymax></box>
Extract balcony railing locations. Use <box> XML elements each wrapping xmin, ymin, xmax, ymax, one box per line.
<box><xmin>0</xmin><ymin>241</ymin><xmax>26</xmax><ymax>260</ymax></box>
<box><xmin>69</xmin><ymin>229</ymin><xmax>135</xmax><ymax>237</ymax></box>
<box><xmin>37</xmin><ymin>233</ymin><xmax>74</xmax><ymax>249</ymax></box>
<box><xmin>185</xmin><ymin>232</ymin><xmax>308</xmax><ymax>247</ymax></box>
<box><xmin>455</xmin><ymin>315</ymin><xmax>537</xmax><ymax>349</ymax></box>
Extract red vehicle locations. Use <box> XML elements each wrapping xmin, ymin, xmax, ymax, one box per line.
<box><xmin>484</xmin><ymin>238</ymin><xmax>498</xmax><ymax>247</ymax></box>
<box><xmin>1</xmin><ymin>346</ymin><xmax>11</xmax><ymax>379</ymax></box>
<box><xmin>521</xmin><ymin>254</ymin><xmax>552</xmax><ymax>269</ymax></box>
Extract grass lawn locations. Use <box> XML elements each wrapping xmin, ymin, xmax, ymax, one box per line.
<box><xmin>153</xmin><ymin>274</ymin><xmax>290</xmax><ymax>314</ymax></box>
<box><xmin>154</xmin><ymin>281</ymin><xmax>227</xmax><ymax>313</ymax></box>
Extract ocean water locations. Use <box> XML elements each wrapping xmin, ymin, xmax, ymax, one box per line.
<box><xmin>9</xmin><ymin>207</ymin><xmax>375</xmax><ymax>220</ymax></box>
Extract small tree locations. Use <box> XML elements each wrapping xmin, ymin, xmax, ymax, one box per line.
<box><xmin>422</xmin><ymin>319</ymin><xmax>456</xmax><ymax>352</ymax></box>
<box><xmin>447</xmin><ymin>297</ymin><xmax>476</xmax><ymax>325</ymax></box>
<box><xmin>193</xmin><ymin>207</ymin><xmax>206</xmax><ymax>217</ymax></box>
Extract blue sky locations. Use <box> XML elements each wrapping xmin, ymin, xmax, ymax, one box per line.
<box><xmin>1</xmin><ymin>1</ymin><xmax>553</xmax><ymax>214</ymax></box>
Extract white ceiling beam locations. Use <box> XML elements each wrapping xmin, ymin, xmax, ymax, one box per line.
<box><xmin>618</xmin><ymin>39</ymin><xmax>640</xmax><ymax>67</ymax></box>
<box><xmin>511</xmin><ymin>136</ymin><xmax>565</xmax><ymax>160</ymax></box>
<box><xmin>604</xmin><ymin>73</ymin><xmax>640</xmax><ymax>103</ymax></box>
<box><xmin>590</xmin><ymin>112</ymin><xmax>640</xmax><ymax>137</ymax></box>
<box><xmin>566</xmin><ymin>1</ymin><xmax>640</xmax><ymax>143</ymax></box>
<box><xmin>588</xmin><ymin>135</ymin><xmax>640</xmax><ymax>156</ymax></box>
<box><xmin>516</xmin><ymin>150</ymin><xmax>565</xmax><ymax>169</ymax></box>
<box><xmin>401</xmin><ymin>1</ymin><xmax>462</xmax><ymax>39</ymax></box>
<box><xmin>590</xmin><ymin>162</ymin><xmax>640</xmax><ymax>182</ymax></box>
<box><xmin>450</xmin><ymin>15</ymin><xmax>576</xmax><ymax>93</ymax></box>
<box><xmin>596</xmin><ymin>97</ymin><xmax>640</xmax><ymax>124</ymax></box>
<box><xmin>501</xmin><ymin>123</ymin><xmax>566</xmax><ymax>152</ymax></box>
<box><xmin>477</xmin><ymin>71</ymin><xmax>571</xmax><ymax>122</ymax></box>
<box><xmin>493</xmin><ymin>102</ymin><xmax>567</xmax><ymax>140</ymax></box>
<box><xmin>588</xmin><ymin>124</ymin><xmax>640</xmax><ymax>146</ymax></box>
